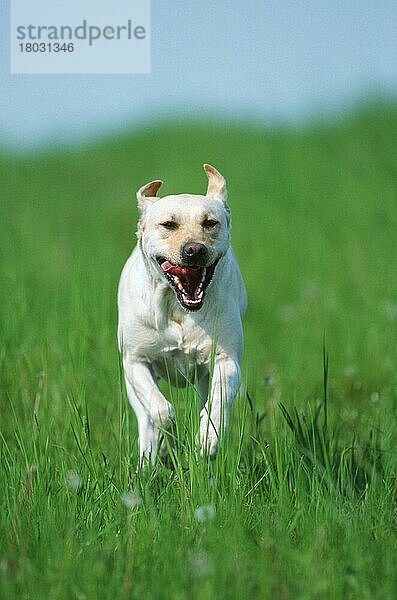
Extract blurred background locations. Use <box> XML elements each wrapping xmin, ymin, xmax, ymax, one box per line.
<box><xmin>2</xmin><ymin>5</ymin><xmax>397</xmax><ymax>594</ymax></box>
<box><xmin>1</xmin><ymin>0</ymin><xmax>397</xmax><ymax>427</ymax></box>
<box><xmin>1</xmin><ymin>0</ymin><xmax>397</xmax><ymax>148</ymax></box>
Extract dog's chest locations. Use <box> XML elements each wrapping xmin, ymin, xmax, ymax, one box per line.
<box><xmin>154</xmin><ymin>316</ymin><xmax>211</xmax><ymax>373</ymax></box>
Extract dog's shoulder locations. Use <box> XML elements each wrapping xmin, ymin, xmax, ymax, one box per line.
<box><xmin>213</xmin><ymin>248</ymin><xmax>247</xmax><ymax>318</ymax></box>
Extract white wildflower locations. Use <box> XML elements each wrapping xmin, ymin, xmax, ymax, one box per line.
<box><xmin>65</xmin><ymin>471</ymin><xmax>82</xmax><ymax>490</ymax></box>
<box><xmin>194</xmin><ymin>504</ymin><xmax>216</xmax><ymax>523</ymax></box>
<box><xmin>121</xmin><ymin>491</ymin><xmax>142</xmax><ymax>508</ymax></box>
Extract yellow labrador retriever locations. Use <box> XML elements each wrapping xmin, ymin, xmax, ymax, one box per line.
<box><xmin>118</xmin><ymin>165</ymin><xmax>246</xmax><ymax>465</ymax></box>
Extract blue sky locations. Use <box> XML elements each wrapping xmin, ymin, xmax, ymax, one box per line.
<box><xmin>1</xmin><ymin>1</ymin><xmax>397</xmax><ymax>148</ymax></box>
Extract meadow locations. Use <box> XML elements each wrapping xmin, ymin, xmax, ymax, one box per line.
<box><xmin>1</xmin><ymin>103</ymin><xmax>397</xmax><ymax>598</ymax></box>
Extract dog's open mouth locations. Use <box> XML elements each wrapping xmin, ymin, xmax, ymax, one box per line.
<box><xmin>157</xmin><ymin>259</ymin><xmax>218</xmax><ymax>311</ymax></box>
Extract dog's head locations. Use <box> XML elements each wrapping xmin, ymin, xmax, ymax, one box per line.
<box><xmin>136</xmin><ymin>164</ymin><xmax>230</xmax><ymax>311</ymax></box>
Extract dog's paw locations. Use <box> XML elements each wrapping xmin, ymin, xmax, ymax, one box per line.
<box><xmin>150</xmin><ymin>401</ymin><xmax>175</xmax><ymax>428</ymax></box>
<box><xmin>198</xmin><ymin>415</ymin><xmax>219</xmax><ymax>458</ymax></box>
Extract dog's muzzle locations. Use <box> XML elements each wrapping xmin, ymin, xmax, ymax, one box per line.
<box><xmin>181</xmin><ymin>242</ymin><xmax>209</xmax><ymax>267</ymax></box>
<box><xmin>157</xmin><ymin>255</ymin><xmax>219</xmax><ymax>311</ymax></box>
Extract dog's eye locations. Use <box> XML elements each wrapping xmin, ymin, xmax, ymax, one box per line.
<box><xmin>202</xmin><ymin>219</ymin><xmax>219</xmax><ymax>229</ymax></box>
<box><xmin>160</xmin><ymin>221</ymin><xmax>179</xmax><ymax>230</ymax></box>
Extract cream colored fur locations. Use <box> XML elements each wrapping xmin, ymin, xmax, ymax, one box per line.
<box><xmin>118</xmin><ymin>164</ymin><xmax>246</xmax><ymax>465</ymax></box>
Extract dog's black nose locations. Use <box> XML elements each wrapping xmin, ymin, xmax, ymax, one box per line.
<box><xmin>181</xmin><ymin>242</ymin><xmax>208</xmax><ymax>266</ymax></box>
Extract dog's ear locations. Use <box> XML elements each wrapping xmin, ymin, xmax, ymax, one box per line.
<box><xmin>203</xmin><ymin>164</ymin><xmax>227</xmax><ymax>204</ymax></box>
<box><xmin>136</xmin><ymin>180</ymin><xmax>163</xmax><ymax>213</ymax></box>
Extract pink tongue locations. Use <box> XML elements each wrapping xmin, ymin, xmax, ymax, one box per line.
<box><xmin>161</xmin><ymin>261</ymin><xmax>200</xmax><ymax>276</ymax></box>
<box><xmin>161</xmin><ymin>261</ymin><xmax>203</xmax><ymax>297</ymax></box>
<box><xmin>161</xmin><ymin>260</ymin><xmax>179</xmax><ymax>273</ymax></box>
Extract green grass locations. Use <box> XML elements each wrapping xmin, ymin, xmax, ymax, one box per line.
<box><xmin>1</xmin><ymin>102</ymin><xmax>397</xmax><ymax>598</ymax></box>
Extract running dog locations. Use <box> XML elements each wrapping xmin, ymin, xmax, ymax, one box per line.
<box><xmin>118</xmin><ymin>164</ymin><xmax>246</xmax><ymax>465</ymax></box>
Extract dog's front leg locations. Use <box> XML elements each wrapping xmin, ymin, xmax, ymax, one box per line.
<box><xmin>123</xmin><ymin>360</ymin><xmax>175</xmax><ymax>466</ymax></box>
<box><xmin>199</xmin><ymin>356</ymin><xmax>241</xmax><ymax>457</ymax></box>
